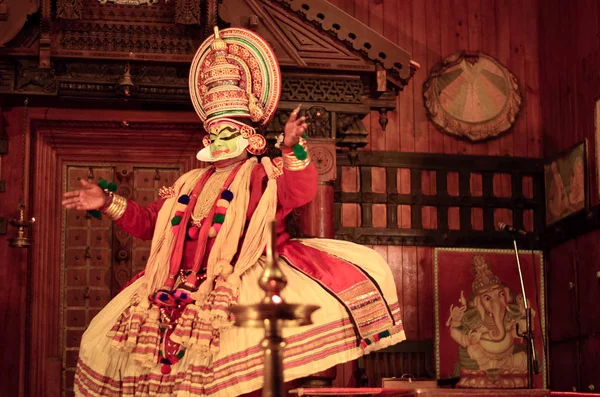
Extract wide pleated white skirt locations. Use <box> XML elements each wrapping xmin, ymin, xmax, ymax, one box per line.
<box><xmin>74</xmin><ymin>239</ymin><xmax>406</xmax><ymax>397</ymax></box>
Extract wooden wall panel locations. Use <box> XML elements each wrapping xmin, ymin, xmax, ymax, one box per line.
<box><xmin>332</xmin><ymin>0</ymin><xmax>542</xmax><ymax>157</ymax></box>
<box><xmin>0</xmin><ymin>109</ymin><xmax>29</xmax><ymax>397</ymax></box>
<box><xmin>540</xmin><ymin>0</ymin><xmax>600</xmax><ymax>202</ymax></box>
<box><xmin>364</xmin><ymin>245</ymin><xmax>435</xmax><ymax>341</ymax></box>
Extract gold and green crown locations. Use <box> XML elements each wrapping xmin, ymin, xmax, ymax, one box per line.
<box><xmin>189</xmin><ymin>26</ymin><xmax>282</xmax><ymax>127</ymax></box>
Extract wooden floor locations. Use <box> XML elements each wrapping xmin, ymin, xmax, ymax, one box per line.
<box><xmin>289</xmin><ymin>387</ymin><xmax>551</xmax><ymax>396</ymax></box>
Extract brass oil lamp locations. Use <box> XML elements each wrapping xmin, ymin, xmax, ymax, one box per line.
<box><xmin>229</xmin><ymin>220</ymin><xmax>319</xmax><ymax>397</ymax></box>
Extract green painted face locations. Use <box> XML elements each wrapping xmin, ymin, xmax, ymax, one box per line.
<box><xmin>208</xmin><ymin>121</ymin><xmax>244</xmax><ymax>160</ymax></box>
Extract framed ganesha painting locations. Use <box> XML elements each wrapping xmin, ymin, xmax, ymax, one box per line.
<box><xmin>434</xmin><ymin>248</ymin><xmax>547</xmax><ymax>389</ymax></box>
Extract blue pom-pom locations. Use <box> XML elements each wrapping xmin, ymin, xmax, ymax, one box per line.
<box><xmin>181</xmin><ymin>292</ymin><xmax>187</xmax><ymax>300</ymax></box>
<box><xmin>159</xmin><ymin>293</ymin><xmax>169</xmax><ymax>302</ymax></box>
<box><xmin>178</xmin><ymin>194</ymin><xmax>190</xmax><ymax>205</ymax></box>
<box><xmin>221</xmin><ymin>190</ymin><xmax>234</xmax><ymax>202</ymax></box>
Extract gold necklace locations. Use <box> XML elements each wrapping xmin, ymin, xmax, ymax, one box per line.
<box><xmin>191</xmin><ymin>169</ymin><xmax>233</xmax><ymax>226</ymax></box>
<box><xmin>214</xmin><ymin>162</ymin><xmax>240</xmax><ymax>173</ymax></box>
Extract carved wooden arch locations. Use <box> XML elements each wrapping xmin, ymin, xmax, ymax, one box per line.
<box><xmin>0</xmin><ymin>0</ymin><xmax>417</xmax><ymax>151</ymax></box>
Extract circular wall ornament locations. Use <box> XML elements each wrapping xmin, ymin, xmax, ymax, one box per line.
<box><xmin>423</xmin><ymin>52</ymin><xmax>522</xmax><ymax>142</ymax></box>
<box><xmin>310</xmin><ymin>146</ymin><xmax>334</xmax><ymax>176</ymax></box>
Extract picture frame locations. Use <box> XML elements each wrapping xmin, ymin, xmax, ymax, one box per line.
<box><xmin>434</xmin><ymin>247</ymin><xmax>546</xmax><ymax>389</ymax></box>
<box><xmin>595</xmin><ymin>99</ymin><xmax>600</xmax><ymax>199</ymax></box>
<box><xmin>544</xmin><ymin>139</ymin><xmax>588</xmax><ymax>226</ymax></box>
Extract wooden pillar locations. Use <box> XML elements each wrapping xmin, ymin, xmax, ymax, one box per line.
<box><xmin>298</xmin><ymin>181</ymin><xmax>334</xmax><ymax>238</ymax></box>
<box><xmin>296</xmin><ymin>138</ymin><xmax>338</xmax><ymax>385</ymax></box>
<box><xmin>297</xmin><ymin>139</ymin><xmax>337</xmax><ymax>237</ymax></box>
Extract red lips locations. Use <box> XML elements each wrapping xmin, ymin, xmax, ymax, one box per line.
<box><xmin>212</xmin><ymin>148</ymin><xmax>231</xmax><ymax>155</ymax></box>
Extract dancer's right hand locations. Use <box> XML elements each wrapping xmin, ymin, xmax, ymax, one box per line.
<box><xmin>62</xmin><ymin>179</ymin><xmax>108</xmax><ymax>210</ymax></box>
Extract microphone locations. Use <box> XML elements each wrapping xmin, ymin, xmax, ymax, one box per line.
<box><xmin>497</xmin><ymin>222</ymin><xmax>528</xmax><ymax>236</ymax></box>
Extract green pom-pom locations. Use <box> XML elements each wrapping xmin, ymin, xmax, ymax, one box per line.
<box><xmin>87</xmin><ymin>210</ymin><xmax>102</xmax><ymax>220</ymax></box>
<box><xmin>171</xmin><ymin>216</ymin><xmax>182</xmax><ymax>226</ymax></box>
<box><xmin>213</xmin><ymin>213</ymin><xmax>225</xmax><ymax>224</ymax></box>
<box><xmin>176</xmin><ymin>350</ymin><xmax>185</xmax><ymax>359</ymax></box>
<box><xmin>98</xmin><ymin>179</ymin><xmax>108</xmax><ymax>190</ymax></box>
<box><xmin>293</xmin><ymin>144</ymin><xmax>308</xmax><ymax>161</ymax></box>
<box><xmin>301</xmin><ymin>133</ymin><xmax>308</xmax><ymax>139</ymax></box>
<box><xmin>107</xmin><ymin>182</ymin><xmax>117</xmax><ymax>192</ymax></box>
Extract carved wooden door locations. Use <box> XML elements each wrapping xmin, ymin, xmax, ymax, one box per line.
<box><xmin>62</xmin><ymin>163</ymin><xmax>181</xmax><ymax>397</ymax></box>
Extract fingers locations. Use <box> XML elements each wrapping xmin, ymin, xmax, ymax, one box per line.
<box><xmin>80</xmin><ymin>179</ymin><xmax>91</xmax><ymax>188</ymax></box>
<box><xmin>292</xmin><ymin>121</ymin><xmax>308</xmax><ymax>136</ymax></box>
<box><xmin>288</xmin><ymin>105</ymin><xmax>302</xmax><ymax>123</ymax></box>
<box><xmin>61</xmin><ymin>196</ymin><xmax>82</xmax><ymax>209</ymax></box>
<box><xmin>63</xmin><ymin>190</ymin><xmax>80</xmax><ymax>199</ymax></box>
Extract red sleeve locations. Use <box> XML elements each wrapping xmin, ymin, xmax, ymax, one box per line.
<box><xmin>245</xmin><ymin>160</ymin><xmax>317</xmax><ymax>249</ymax></box>
<box><xmin>114</xmin><ymin>198</ymin><xmax>166</xmax><ymax>240</ymax></box>
<box><xmin>277</xmin><ymin>150</ymin><xmax>318</xmax><ymax>211</ymax></box>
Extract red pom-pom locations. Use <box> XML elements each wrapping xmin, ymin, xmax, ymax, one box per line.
<box><xmin>213</xmin><ymin>223</ymin><xmax>222</xmax><ymax>233</ymax></box>
<box><xmin>175</xmin><ymin>210</ymin><xmax>184</xmax><ymax>217</ymax></box>
<box><xmin>188</xmin><ymin>226</ymin><xmax>200</xmax><ymax>239</ymax></box>
<box><xmin>215</xmin><ymin>206</ymin><xmax>227</xmax><ymax>215</ymax></box>
<box><xmin>161</xmin><ymin>364</ymin><xmax>171</xmax><ymax>375</ymax></box>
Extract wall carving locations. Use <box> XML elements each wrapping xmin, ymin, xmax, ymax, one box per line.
<box><xmin>281</xmin><ymin>77</ymin><xmax>363</xmax><ymax>103</ymax></box>
<box><xmin>267</xmin><ymin>0</ymin><xmax>417</xmax><ymax>87</ymax></box>
<box><xmin>175</xmin><ymin>0</ymin><xmax>201</xmax><ymax>25</ymax></box>
<box><xmin>59</xmin><ymin>22</ymin><xmax>194</xmax><ymax>54</ymax></box>
<box><xmin>304</xmin><ymin>106</ymin><xmax>330</xmax><ymax>138</ymax></box>
<box><xmin>4</xmin><ymin>58</ymin><xmax>377</xmax><ymax>109</ymax></box>
<box><xmin>98</xmin><ymin>0</ymin><xmax>158</xmax><ymax>4</ymax></box>
<box><xmin>32</xmin><ymin>119</ymin><xmax>202</xmax><ymax>131</ymax></box>
<box><xmin>81</xmin><ymin>0</ymin><xmax>176</xmax><ymax>23</ymax></box>
<box><xmin>310</xmin><ymin>145</ymin><xmax>334</xmax><ymax>176</ymax></box>
<box><xmin>336</xmin><ymin>113</ymin><xmax>369</xmax><ymax>163</ymax></box>
<box><xmin>16</xmin><ymin>60</ymin><xmax>57</xmax><ymax>94</ymax></box>
<box><xmin>57</xmin><ymin>0</ymin><xmax>82</xmax><ymax>19</ymax></box>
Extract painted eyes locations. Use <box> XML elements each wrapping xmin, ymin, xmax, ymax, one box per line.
<box><xmin>209</xmin><ymin>131</ymin><xmax>241</xmax><ymax>143</ymax></box>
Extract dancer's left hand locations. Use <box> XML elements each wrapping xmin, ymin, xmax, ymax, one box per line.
<box><xmin>283</xmin><ymin>105</ymin><xmax>308</xmax><ymax>147</ymax></box>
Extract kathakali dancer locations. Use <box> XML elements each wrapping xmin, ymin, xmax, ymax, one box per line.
<box><xmin>62</xmin><ymin>27</ymin><xmax>405</xmax><ymax>397</ymax></box>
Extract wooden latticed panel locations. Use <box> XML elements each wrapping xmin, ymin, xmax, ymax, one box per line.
<box><xmin>334</xmin><ymin>152</ymin><xmax>544</xmax><ymax>248</ymax></box>
<box><xmin>61</xmin><ymin>163</ymin><xmax>182</xmax><ymax>397</ymax></box>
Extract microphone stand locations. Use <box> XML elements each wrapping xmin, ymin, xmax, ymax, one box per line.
<box><xmin>510</xmin><ymin>236</ymin><xmax>538</xmax><ymax>389</ymax></box>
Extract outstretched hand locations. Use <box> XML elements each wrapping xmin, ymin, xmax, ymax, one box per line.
<box><xmin>62</xmin><ymin>179</ymin><xmax>108</xmax><ymax>211</ymax></box>
<box><xmin>283</xmin><ymin>105</ymin><xmax>308</xmax><ymax>147</ymax></box>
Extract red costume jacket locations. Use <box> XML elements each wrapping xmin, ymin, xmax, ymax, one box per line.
<box><xmin>115</xmin><ymin>158</ymin><xmax>318</xmax><ymax>271</ymax></box>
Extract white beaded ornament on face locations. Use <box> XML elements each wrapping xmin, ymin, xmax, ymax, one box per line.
<box><xmin>189</xmin><ymin>27</ymin><xmax>281</xmax><ymax>163</ymax></box>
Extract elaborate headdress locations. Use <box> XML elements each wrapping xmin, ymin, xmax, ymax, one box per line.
<box><xmin>471</xmin><ymin>255</ymin><xmax>501</xmax><ymax>292</ymax></box>
<box><xmin>189</xmin><ymin>27</ymin><xmax>282</xmax><ymax>162</ymax></box>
